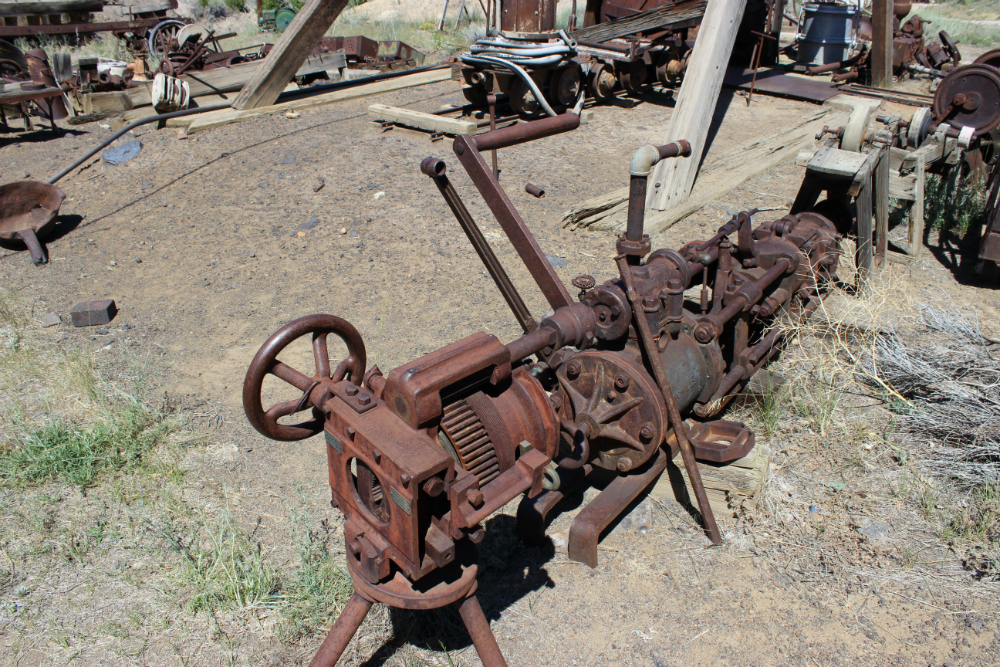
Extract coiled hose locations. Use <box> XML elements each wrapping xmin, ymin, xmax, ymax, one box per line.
<box><xmin>460</xmin><ymin>30</ymin><xmax>577</xmax><ymax>117</ymax></box>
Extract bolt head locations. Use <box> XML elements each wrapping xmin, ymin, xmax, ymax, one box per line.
<box><xmin>346</xmin><ymin>386</ymin><xmax>359</xmax><ymax>397</ymax></box>
<box><xmin>400</xmin><ymin>472</ymin><xmax>410</xmax><ymax>487</ymax></box>
<box><xmin>468</xmin><ymin>489</ymin><xmax>484</xmax><ymax>508</ymax></box>
<box><xmin>606</xmin><ymin>390</ymin><xmax>617</xmax><ymax>402</ymax></box>
<box><xmin>614</xmin><ymin>374</ymin><xmax>630</xmax><ymax>391</ymax></box>
<box><xmin>357</xmin><ymin>393</ymin><xmax>371</xmax><ymax>406</ymax></box>
<box><xmin>617</xmin><ymin>458</ymin><xmax>633</xmax><ymax>473</ymax></box>
<box><xmin>347</xmin><ymin>426</ymin><xmax>356</xmax><ymax>440</ymax></box>
<box><xmin>640</xmin><ymin>424</ymin><xmax>654</xmax><ymax>440</ymax></box>
<box><xmin>372</xmin><ymin>449</ymin><xmax>381</xmax><ymax>463</ymax></box>
<box><xmin>567</xmin><ymin>361</ymin><xmax>581</xmax><ymax>377</ymax></box>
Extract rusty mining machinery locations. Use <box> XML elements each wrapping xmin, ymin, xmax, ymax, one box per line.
<box><xmin>241</xmin><ymin>114</ymin><xmax>844</xmax><ymax>666</ymax></box>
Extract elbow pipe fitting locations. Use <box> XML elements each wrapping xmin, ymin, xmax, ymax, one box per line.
<box><xmin>628</xmin><ymin>140</ymin><xmax>692</xmax><ymax>177</ymax></box>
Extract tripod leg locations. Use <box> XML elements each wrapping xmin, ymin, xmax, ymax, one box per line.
<box><xmin>456</xmin><ymin>595</ymin><xmax>507</xmax><ymax>667</ymax></box>
<box><xmin>308</xmin><ymin>593</ymin><xmax>373</xmax><ymax>667</ymax></box>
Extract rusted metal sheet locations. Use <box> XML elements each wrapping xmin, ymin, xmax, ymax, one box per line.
<box><xmin>724</xmin><ymin>66</ymin><xmax>840</xmax><ymax>103</ymax></box>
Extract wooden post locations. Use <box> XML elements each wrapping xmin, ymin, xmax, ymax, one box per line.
<box><xmin>231</xmin><ymin>0</ymin><xmax>352</xmax><ymax>111</ymax></box>
<box><xmin>908</xmin><ymin>153</ymin><xmax>925</xmax><ymax>258</ymax></box>
<box><xmin>437</xmin><ymin>0</ymin><xmax>451</xmax><ymax>31</ymax></box>
<box><xmin>871</xmin><ymin>0</ymin><xmax>893</xmax><ymax>89</ymax></box>
<box><xmin>454</xmin><ymin>0</ymin><xmax>467</xmax><ymax>29</ymax></box>
<box><xmin>647</xmin><ymin>0</ymin><xmax>748</xmax><ymax>211</ymax></box>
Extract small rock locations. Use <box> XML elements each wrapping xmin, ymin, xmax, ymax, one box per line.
<box><xmin>284</xmin><ymin>112</ymin><xmax>300</xmax><ymax>120</ymax></box>
<box><xmin>41</xmin><ymin>312</ymin><xmax>61</xmax><ymax>328</ymax></box>
<box><xmin>615</xmin><ymin>501</ymin><xmax>654</xmax><ymax>534</ymax></box>
<box><xmin>296</xmin><ymin>231</ymin><xmax>306</xmax><ymax>237</ymax></box>
<box><xmin>110</xmin><ymin>260</ymin><xmax>116</xmax><ymax>267</ymax></box>
<box><xmin>857</xmin><ymin>518</ymin><xmax>891</xmax><ymax>540</ymax></box>
<box><xmin>313</xmin><ymin>177</ymin><xmax>325</xmax><ymax>193</ymax></box>
<box><xmin>300</xmin><ymin>216</ymin><xmax>319</xmax><ymax>230</ymax></box>
<box><xmin>102</xmin><ymin>140</ymin><xmax>142</xmax><ymax>166</ymax></box>
<box><xmin>134</xmin><ymin>257</ymin><xmax>142</xmax><ymax>263</ymax></box>
<box><xmin>249</xmin><ymin>252</ymin><xmax>256</xmax><ymax>258</ymax></box>
<box><xmin>545</xmin><ymin>254</ymin><xmax>569</xmax><ymax>268</ymax></box>
<box><xmin>70</xmin><ymin>299</ymin><xmax>117</xmax><ymax>327</ymax></box>
<box><xmin>95</xmin><ymin>328</ymin><xmax>108</xmax><ymax>335</ymax></box>
<box><xmin>278</xmin><ymin>155</ymin><xmax>296</xmax><ymax>164</ymax></box>
<box><xmin>339</xmin><ymin>227</ymin><xmax>347</xmax><ymax>234</ymax></box>
<box><xmin>374</xmin><ymin>191</ymin><xmax>385</xmax><ymax>200</ymax></box>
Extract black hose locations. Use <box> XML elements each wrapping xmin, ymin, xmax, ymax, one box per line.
<box><xmin>46</xmin><ymin>103</ymin><xmax>231</xmax><ymax>184</ymax></box>
<box><xmin>46</xmin><ymin>61</ymin><xmax>453</xmax><ymax>185</ymax></box>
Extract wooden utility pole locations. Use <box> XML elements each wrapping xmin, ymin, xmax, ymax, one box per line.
<box><xmin>871</xmin><ymin>0</ymin><xmax>893</xmax><ymax>88</ymax></box>
<box><xmin>232</xmin><ymin>0</ymin><xmax>352</xmax><ymax>111</ymax></box>
<box><xmin>647</xmin><ymin>0</ymin><xmax>748</xmax><ymax>211</ymax></box>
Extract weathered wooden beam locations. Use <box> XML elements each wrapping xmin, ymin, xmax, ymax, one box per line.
<box><xmin>368</xmin><ymin>103</ymin><xmax>476</xmax><ymax>134</ymax></box>
<box><xmin>231</xmin><ymin>0</ymin><xmax>352</xmax><ymax>111</ymax></box>
<box><xmin>570</xmin><ymin>0</ymin><xmax>707</xmax><ymax>43</ymax></box>
<box><xmin>871</xmin><ymin>0</ymin><xmax>893</xmax><ymax>88</ymax></box>
<box><xmin>647</xmin><ymin>0</ymin><xmax>748</xmax><ymax>211</ymax></box>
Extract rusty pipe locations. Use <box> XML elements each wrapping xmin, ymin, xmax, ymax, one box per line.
<box><xmin>467</xmin><ymin>113</ymin><xmax>580</xmax><ymax>152</ymax></box>
<box><xmin>421</xmin><ymin>158</ymin><xmax>537</xmax><ymax>334</ymax></box>
<box><xmin>626</xmin><ymin>141</ymin><xmax>691</xmax><ymax>243</ymax></box>
<box><xmin>507</xmin><ymin>326</ymin><xmax>557</xmax><ymax>362</ymax></box>
<box><xmin>693</xmin><ymin>257</ymin><xmax>793</xmax><ymax>343</ymax></box>
<box><xmin>525</xmin><ymin>182</ymin><xmax>545</xmax><ymax>198</ymax></box>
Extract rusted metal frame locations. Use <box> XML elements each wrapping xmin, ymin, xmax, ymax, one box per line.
<box><xmin>487</xmin><ymin>93</ymin><xmax>498</xmax><ymax>179</ymax></box>
<box><xmin>614</xmin><ymin>253</ymin><xmax>722</xmax><ymax>545</ymax></box>
<box><xmin>420</xmin><ymin>157</ymin><xmax>538</xmax><ymax>335</ymax></box>
<box><xmin>453</xmin><ymin>134</ymin><xmax>574</xmax><ymax>312</ymax></box>
<box><xmin>515</xmin><ymin>464</ymin><xmax>591</xmax><ymax>544</ymax></box>
<box><xmin>567</xmin><ymin>448</ymin><xmax>668</xmax><ymax>567</ymax></box>
<box><xmin>874</xmin><ymin>144</ymin><xmax>890</xmax><ymax>268</ymax></box>
<box><xmin>693</xmin><ymin>258</ymin><xmax>792</xmax><ymax>343</ymax></box>
<box><xmin>747</xmin><ymin>31</ymin><xmax>776</xmax><ymax>106</ymax></box>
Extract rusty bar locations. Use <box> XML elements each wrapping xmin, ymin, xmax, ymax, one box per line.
<box><xmin>457</xmin><ymin>595</ymin><xmax>508</xmax><ymax>667</ymax></box>
<box><xmin>468</xmin><ymin>113</ymin><xmax>580</xmax><ymax>152</ymax></box>
<box><xmin>567</xmin><ymin>448</ymin><xmax>667</xmax><ymax>567</ymax></box>
<box><xmin>420</xmin><ymin>157</ymin><xmax>538</xmax><ymax>334</ymax></box>
<box><xmin>525</xmin><ymin>182</ymin><xmax>545</xmax><ymax>198</ymax></box>
<box><xmin>615</xmin><ymin>253</ymin><xmax>722</xmax><ymax>545</ymax></box>
<box><xmin>454</xmin><ymin>135</ymin><xmax>574</xmax><ymax>312</ymax></box>
<box><xmin>506</xmin><ymin>326</ymin><xmax>557</xmax><ymax>362</ymax></box>
<box><xmin>307</xmin><ymin>592</ymin><xmax>373</xmax><ymax>667</ymax></box>
<box><xmin>487</xmin><ymin>93</ymin><xmax>498</xmax><ymax>179</ymax></box>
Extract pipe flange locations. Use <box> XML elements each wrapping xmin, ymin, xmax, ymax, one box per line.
<box><xmin>616</xmin><ymin>234</ymin><xmax>651</xmax><ymax>258</ymax></box>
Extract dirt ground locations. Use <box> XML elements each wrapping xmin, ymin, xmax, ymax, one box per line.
<box><xmin>3</xmin><ymin>68</ymin><xmax>1000</xmax><ymax>666</ymax></box>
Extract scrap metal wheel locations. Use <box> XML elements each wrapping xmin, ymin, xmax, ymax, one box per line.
<box><xmin>932</xmin><ymin>64</ymin><xmax>1000</xmax><ymax>137</ymax></box>
<box><xmin>148</xmin><ymin>19</ymin><xmax>186</xmax><ymax>59</ymax></box>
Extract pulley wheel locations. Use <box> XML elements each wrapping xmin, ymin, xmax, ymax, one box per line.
<box><xmin>932</xmin><ymin>64</ymin><xmax>1000</xmax><ymax>137</ymax></box>
<box><xmin>549</xmin><ymin>65</ymin><xmax>581</xmax><ymax>107</ymax></box>
<box><xmin>589</xmin><ymin>62</ymin><xmax>617</xmax><ymax>102</ymax></box>
<box><xmin>840</xmin><ymin>106</ymin><xmax>869</xmax><ymax>152</ymax></box>
<box><xmin>148</xmin><ymin>20</ymin><xmax>186</xmax><ymax>58</ymax></box>
<box><xmin>974</xmin><ymin>49</ymin><xmax>1000</xmax><ymax>70</ymax></box>
<box><xmin>907</xmin><ymin>106</ymin><xmax>933</xmax><ymax>148</ymax></box>
<box><xmin>509</xmin><ymin>76</ymin><xmax>540</xmax><ymax>115</ymax></box>
<box><xmin>939</xmin><ymin>30</ymin><xmax>961</xmax><ymax>67</ymax></box>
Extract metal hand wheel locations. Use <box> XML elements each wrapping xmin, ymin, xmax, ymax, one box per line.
<box><xmin>243</xmin><ymin>314</ymin><xmax>366</xmax><ymax>441</ymax></box>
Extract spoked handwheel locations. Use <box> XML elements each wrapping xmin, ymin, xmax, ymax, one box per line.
<box><xmin>243</xmin><ymin>314</ymin><xmax>366</xmax><ymax>441</ymax></box>
<box><xmin>148</xmin><ymin>20</ymin><xmax>186</xmax><ymax>59</ymax></box>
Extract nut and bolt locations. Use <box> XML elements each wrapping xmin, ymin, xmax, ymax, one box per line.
<box><xmin>617</xmin><ymin>458</ymin><xmax>633</xmax><ymax>473</ymax></box>
<box><xmin>346</xmin><ymin>386</ymin><xmax>359</xmax><ymax>396</ymax></box>
<box><xmin>614</xmin><ymin>374</ymin><xmax>630</xmax><ymax>391</ymax></box>
<box><xmin>358</xmin><ymin>393</ymin><xmax>371</xmax><ymax>406</ymax></box>
<box><xmin>423</xmin><ymin>477</ymin><xmax>445</xmax><ymax>496</ymax></box>
<box><xmin>567</xmin><ymin>360</ymin><xmax>581</xmax><ymax>378</ymax></box>
<box><xmin>640</xmin><ymin>424</ymin><xmax>654</xmax><ymax>440</ymax></box>
<box><xmin>468</xmin><ymin>489</ymin><xmax>485</xmax><ymax>508</ymax></box>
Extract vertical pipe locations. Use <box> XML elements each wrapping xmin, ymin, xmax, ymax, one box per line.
<box><xmin>625</xmin><ymin>174</ymin><xmax>648</xmax><ymax>242</ymax></box>
<box><xmin>308</xmin><ymin>593</ymin><xmax>373</xmax><ymax>667</ymax></box>
<box><xmin>457</xmin><ymin>596</ymin><xmax>508</xmax><ymax>667</ymax></box>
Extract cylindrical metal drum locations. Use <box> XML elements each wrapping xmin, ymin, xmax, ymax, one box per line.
<box><xmin>797</xmin><ymin>2</ymin><xmax>860</xmax><ymax>66</ymax></box>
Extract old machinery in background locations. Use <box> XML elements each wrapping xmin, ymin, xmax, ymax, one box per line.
<box><xmin>456</xmin><ymin>0</ymin><xmax>783</xmax><ymax>113</ymax></box>
<box><xmin>242</xmin><ymin>112</ymin><xmax>844</xmax><ymax>665</ymax></box>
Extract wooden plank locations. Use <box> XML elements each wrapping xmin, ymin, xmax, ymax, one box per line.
<box><xmin>0</xmin><ymin>1</ymin><xmax>102</xmax><ymax>16</ymax></box>
<box><xmin>647</xmin><ymin>0</ymin><xmax>748</xmax><ymax>211</ymax></box>
<box><xmin>651</xmin><ymin>450</ymin><xmax>764</xmax><ymax>525</ymax></box>
<box><xmin>231</xmin><ymin>0</ymin><xmax>351</xmax><ymax>110</ymax></box>
<box><xmin>889</xmin><ymin>172</ymin><xmax>917</xmax><ymax>200</ymax></box>
<box><xmin>563</xmin><ymin>108</ymin><xmax>847</xmax><ymax>234</ymax></box>
<box><xmin>179</xmin><ymin>68</ymin><xmax>452</xmax><ymax>134</ymax></box>
<box><xmin>368</xmin><ymin>103</ymin><xmax>476</xmax><ymax>134</ymax></box>
<box><xmin>908</xmin><ymin>153</ymin><xmax>925</xmax><ymax>257</ymax></box>
<box><xmin>806</xmin><ymin>145</ymin><xmax>869</xmax><ymax>178</ymax></box>
<box><xmin>571</xmin><ymin>0</ymin><xmax>707</xmax><ymax>43</ymax></box>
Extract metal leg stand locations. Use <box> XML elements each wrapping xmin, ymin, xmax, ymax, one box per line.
<box><xmin>457</xmin><ymin>595</ymin><xmax>508</xmax><ymax>667</ymax></box>
<box><xmin>308</xmin><ymin>593</ymin><xmax>374</xmax><ymax>667</ymax></box>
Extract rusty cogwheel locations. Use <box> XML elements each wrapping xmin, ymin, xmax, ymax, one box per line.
<box><xmin>932</xmin><ymin>64</ymin><xmax>1000</xmax><ymax>137</ymax></box>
